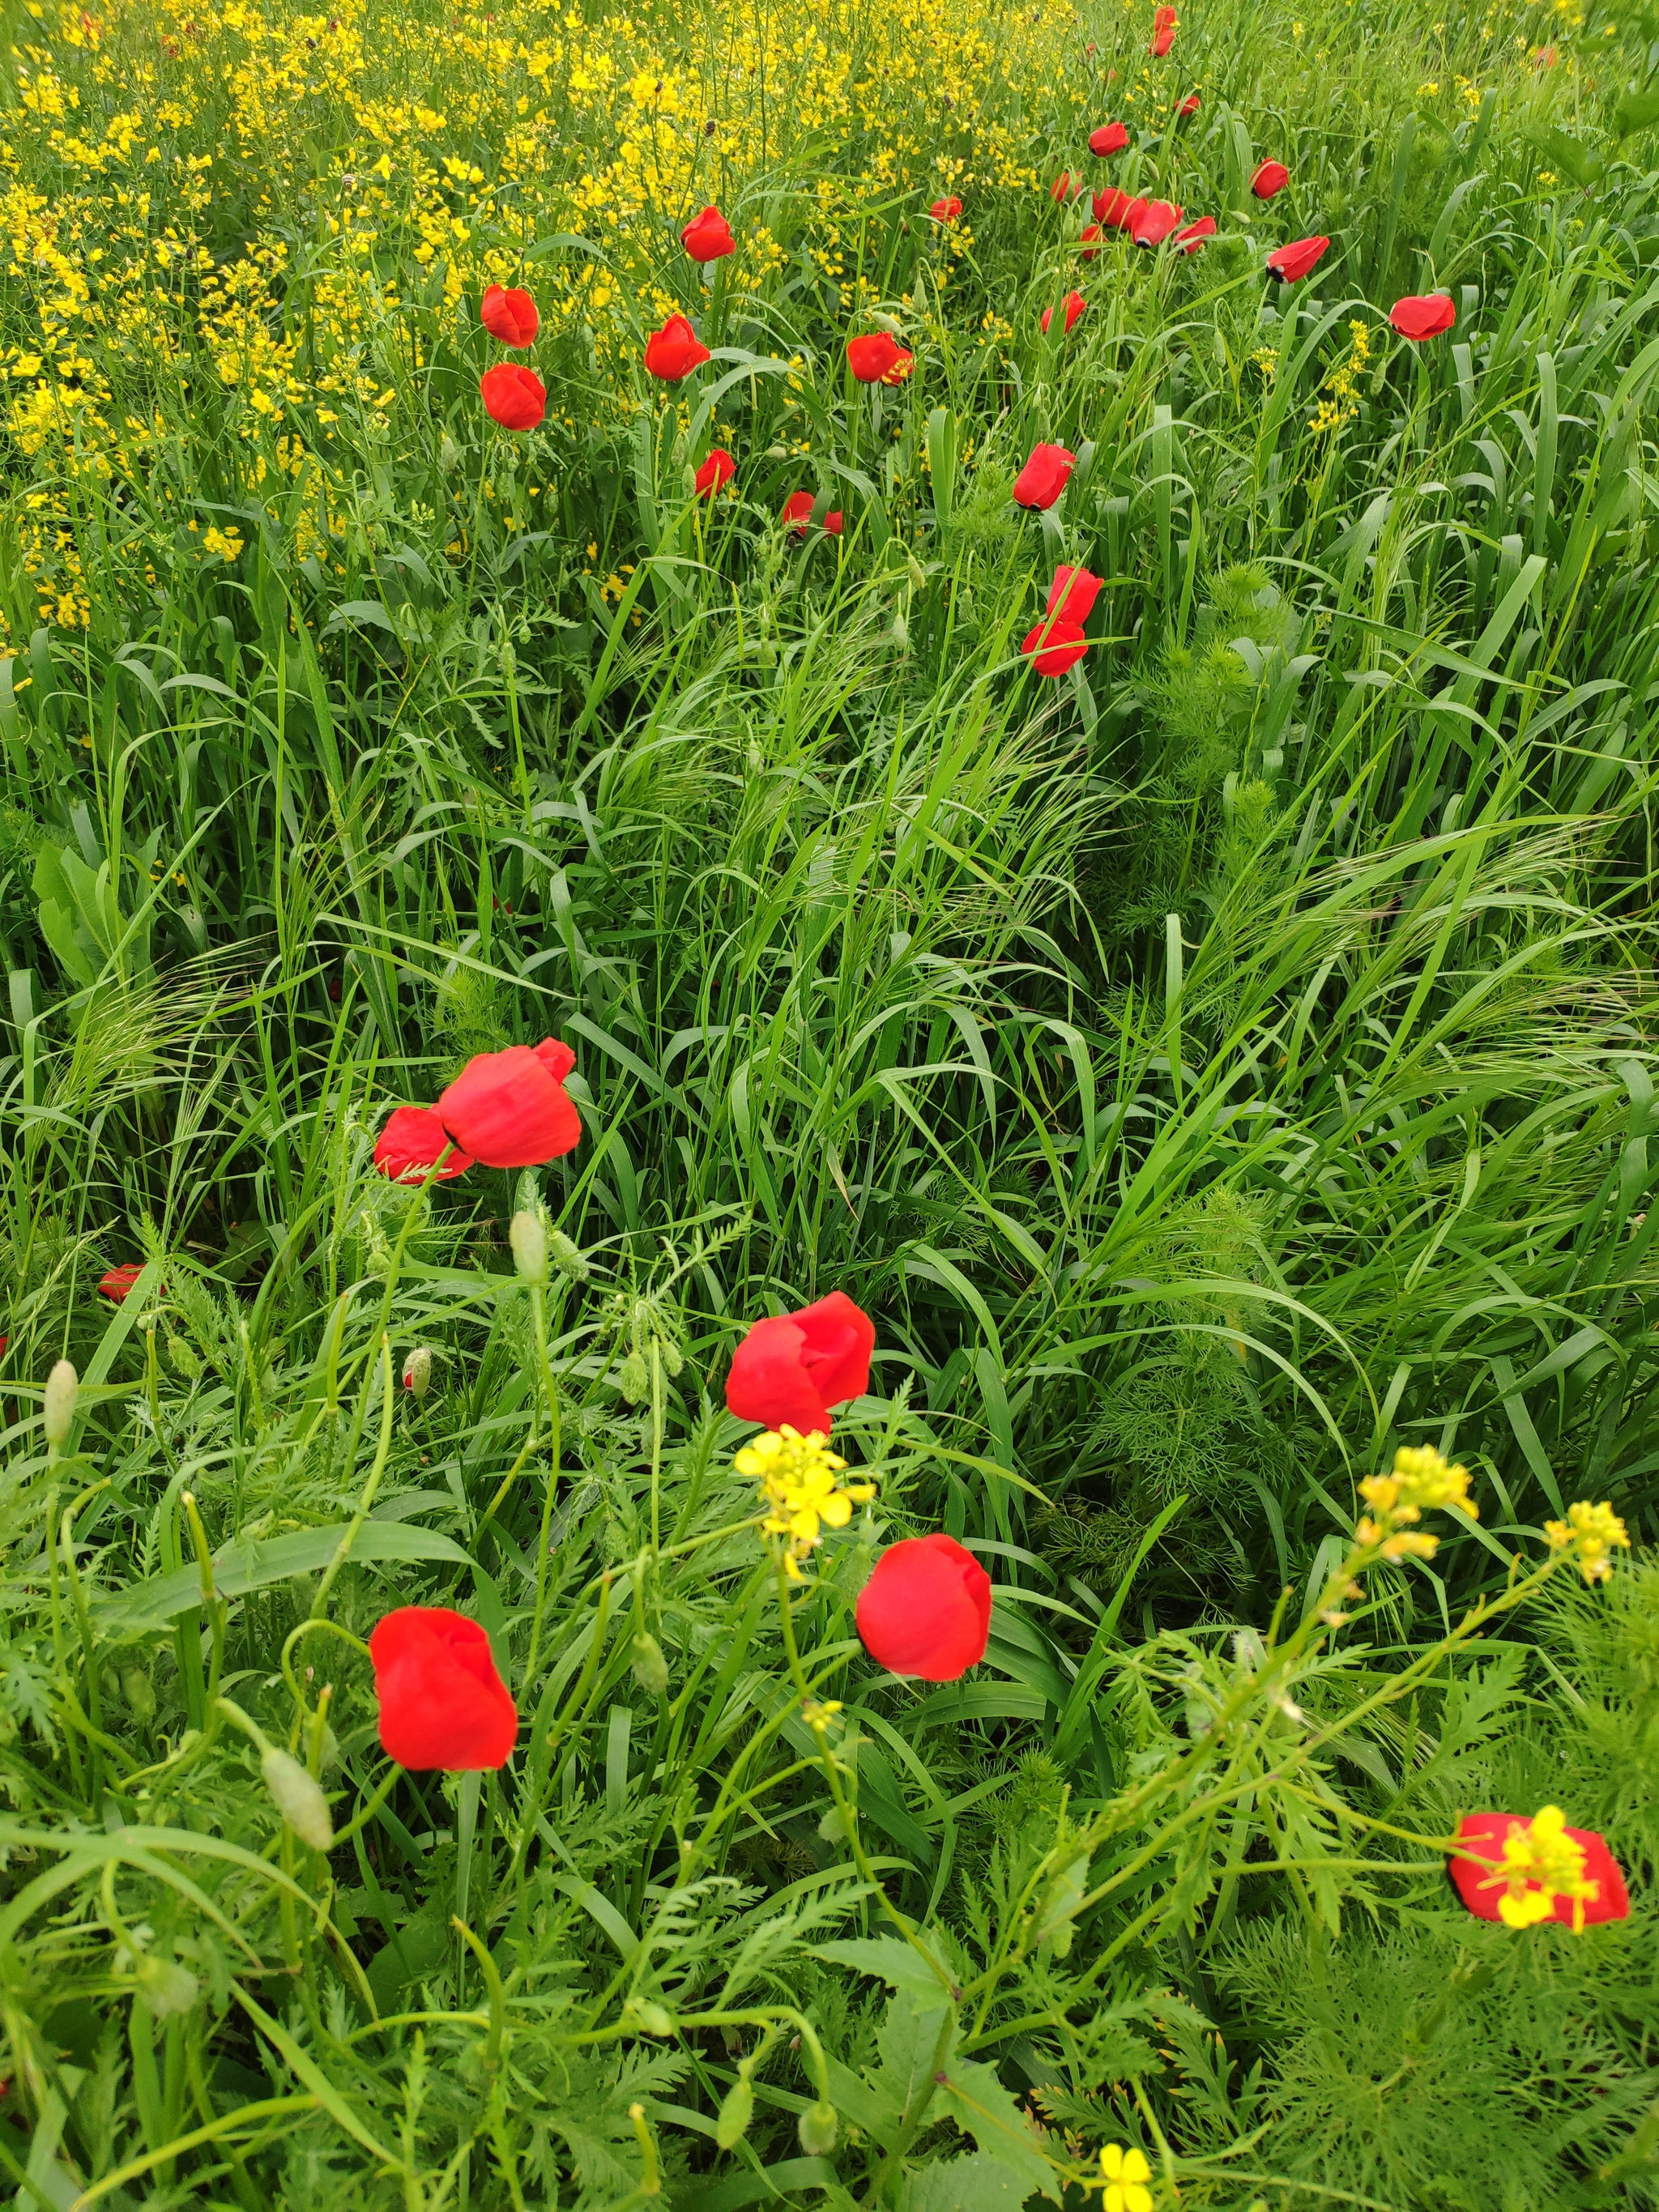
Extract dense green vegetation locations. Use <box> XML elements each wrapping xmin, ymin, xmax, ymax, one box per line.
<box><xmin>1</xmin><ymin>0</ymin><xmax>1657</xmax><ymax>2197</ymax></box>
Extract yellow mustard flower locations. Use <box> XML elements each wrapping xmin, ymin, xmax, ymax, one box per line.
<box><xmin>736</xmin><ymin>1426</ymin><xmax>874</xmax><ymax>1578</ymax></box>
<box><xmin>1544</xmin><ymin>1499</ymin><xmax>1630</xmax><ymax>1583</ymax></box>
<box><xmin>1486</xmin><ymin>1806</ymin><xmax>1599</xmax><ymax>1930</ymax></box>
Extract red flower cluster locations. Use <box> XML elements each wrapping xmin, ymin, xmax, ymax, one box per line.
<box><xmin>478</xmin><ymin>283</ymin><xmax>546</xmax><ymax>430</ymax></box>
<box><xmin>1150</xmin><ymin>4</ymin><xmax>1178</xmax><ymax>54</ymax></box>
<box><xmin>374</xmin><ymin>1038</ymin><xmax>581</xmax><ymax>1184</ymax></box>
<box><xmin>847</xmin><ymin>332</ymin><xmax>915</xmax><ymax>385</ymax></box>
<box><xmin>1022</xmin><ymin>563</ymin><xmax>1101</xmax><ymax>676</ymax></box>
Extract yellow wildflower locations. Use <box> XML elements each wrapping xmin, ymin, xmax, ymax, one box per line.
<box><xmin>1484</xmin><ymin>1806</ymin><xmax>1600</xmax><ymax>1932</ymax></box>
<box><xmin>1099</xmin><ymin>2142</ymin><xmax>1153</xmax><ymax>2212</ymax></box>
<box><xmin>1544</xmin><ymin>1499</ymin><xmax>1630</xmax><ymax>1584</ymax></box>
<box><xmin>736</xmin><ymin>1426</ymin><xmax>874</xmax><ymax>1578</ymax></box>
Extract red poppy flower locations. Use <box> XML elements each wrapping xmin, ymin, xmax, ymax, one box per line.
<box><xmin>1177</xmin><ymin>92</ymin><xmax>1201</xmax><ymax>116</ymax></box>
<box><xmin>929</xmin><ymin>194</ymin><xmax>962</xmax><ymax>222</ymax></box>
<box><xmin>1012</xmin><ymin>443</ymin><xmax>1076</xmax><ymax>509</ymax></box>
<box><xmin>480</xmin><ymin>363</ymin><xmax>545</xmax><ymax>430</ymax></box>
<box><xmin>1534</xmin><ymin>42</ymin><xmax>1558</xmax><ymax>66</ymax></box>
<box><xmin>480</xmin><ymin>283</ymin><xmax>538</xmax><ymax>347</ymax></box>
<box><xmin>1251</xmin><ymin>160</ymin><xmax>1290</xmax><ymax>199</ymax></box>
<box><xmin>1174</xmin><ymin>215</ymin><xmax>1216</xmax><ymax>254</ymax></box>
<box><xmin>1050</xmin><ymin>171</ymin><xmax>1081</xmax><ymax>202</ymax></box>
<box><xmin>1449</xmin><ymin>1812</ymin><xmax>1630</xmax><ymax>1930</ymax></box>
<box><xmin>726</xmin><ymin>1290</ymin><xmax>876</xmax><ymax>1434</ymax></box>
<box><xmin>1150</xmin><ymin>4</ymin><xmax>1178</xmax><ymax>53</ymax></box>
<box><xmin>1391</xmin><ymin>292</ymin><xmax>1456</xmax><ymax>340</ymax></box>
<box><xmin>375</xmin><ymin>1105</ymin><xmax>475</xmax><ymax>1184</ymax></box>
<box><xmin>1090</xmin><ymin>120</ymin><xmax>1129</xmax><ymax>156</ymax></box>
<box><xmin>1094</xmin><ymin>185</ymin><xmax>1132</xmax><ymax>226</ymax></box>
<box><xmin>1117</xmin><ymin>194</ymin><xmax>1149</xmax><ymax>234</ymax></box>
<box><xmin>847</xmin><ymin>333</ymin><xmax>915</xmax><ymax>386</ymax></box>
<box><xmin>99</xmin><ymin>1262</ymin><xmax>145</xmax><ymax>1303</ymax></box>
<box><xmin>1047</xmin><ymin>564</ymin><xmax>1102</xmax><ymax>624</ymax></box>
<box><xmin>436</xmin><ymin>1040</ymin><xmax>581</xmax><ymax>1169</ymax></box>
<box><xmin>643</xmin><ymin>312</ymin><xmax>711</xmax><ymax>381</ymax></box>
<box><xmin>680</xmin><ymin>205</ymin><xmax>736</xmax><ymax>262</ymax></box>
<box><xmin>369</xmin><ymin>1606</ymin><xmax>518</xmax><ymax>1771</ymax></box>
<box><xmin>856</xmin><ymin>1534</ymin><xmax>992</xmax><ymax>1681</ymax></box>
<box><xmin>1266</xmin><ymin>234</ymin><xmax>1329</xmax><ymax>283</ymax></box>
<box><xmin>1041</xmin><ymin>290</ymin><xmax>1088</xmax><ymax>335</ymax></box>
<box><xmin>782</xmin><ymin>490</ymin><xmax>845</xmax><ymax>538</ymax></box>
<box><xmin>1132</xmin><ymin>198</ymin><xmax>1183</xmax><ymax>245</ymax></box>
<box><xmin>1077</xmin><ymin>224</ymin><xmax>1104</xmax><ymax>261</ymax></box>
<box><xmin>1021</xmin><ymin>618</ymin><xmax>1090</xmax><ymax>676</ymax></box>
<box><xmin>695</xmin><ymin>447</ymin><xmax>736</xmax><ymax>497</ymax></box>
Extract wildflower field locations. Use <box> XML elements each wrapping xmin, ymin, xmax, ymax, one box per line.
<box><xmin>4</xmin><ymin>0</ymin><xmax>1659</xmax><ymax>2193</ymax></box>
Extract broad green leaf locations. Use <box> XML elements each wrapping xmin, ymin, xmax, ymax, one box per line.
<box><xmin>96</xmin><ymin>1522</ymin><xmax>471</xmax><ymax>1633</ymax></box>
<box><xmin>899</xmin><ymin>2154</ymin><xmax>1031</xmax><ymax>2212</ymax></box>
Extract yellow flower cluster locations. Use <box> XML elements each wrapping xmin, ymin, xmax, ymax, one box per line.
<box><xmin>736</xmin><ymin>1426</ymin><xmax>874</xmax><ymax>1579</ymax></box>
<box><xmin>1482</xmin><ymin>1805</ymin><xmax>1599</xmax><ymax>1931</ymax></box>
<box><xmin>1545</xmin><ymin>1499</ymin><xmax>1630</xmax><ymax>1584</ymax></box>
<box><xmin>1354</xmin><ymin>1443</ymin><xmax>1477</xmax><ymax>1562</ymax></box>
<box><xmin>1309</xmin><ymin>318</ymin><xmax>1372</xmax><ymax>437</ymax></box>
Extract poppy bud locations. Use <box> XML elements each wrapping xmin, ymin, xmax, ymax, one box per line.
<box><xmin>510</xmin><ymin>1208</ymin><xmax>548</xmax><ymax>1283</ymax></box>
<box><xmin>132</xmin><ymin>1954</ymin><xmax>199</xmax><ymax>2018</ymax></box>
<box><xmin>695</xmin><ymin>446</ymin><xmax>736</xmax><ymax>497</ymax></box>
<box><xmin>439</xmin><ymin>431</ymin><xmax>460</xmax><ymax>472</ymax></box>
<box><xmin>480</xmin><ymin>283</ymin><xmax>538</xmax><ymax>347</ymax></box>
<box><xmin>403</xmin><ymin>1346</ymin><xmax>433</xmax><ymax>1399</ymax></box>
<box><xmin>1039</xmin><ymin>290</ymin><xmax>1088</xmax><ymax>335</ymax></box>
<box><xmin>1390</xmin><ymin>292</ymin><xmax>1456</xmax><ymax>340</ymax></box>
<box><xmin>122</xmin><ymin>1664</ymin><xmax>156</xmax><ymax>1721</ymax></box>
<box><xmin>480</xmin><ymin>363</ymin><xmax>545</xmax><ymax>431</ymax></box>
<box><xmin>1021</xmin><ymin>619</ymin><xmax>1089</xmax><ymax>676</ymax></box>
<box><xmin>1251</xmin><ymin>159</ymin><xmax>1290</xmax><ymax>198</ymax></box>
<box><xmin>643</xmin><ymin>312</ymin><xmax>711</xmax><ymax>381</ymax></box>
<box><xmin>1011</xmin><ymin>443</ymin><xmax>1076</xmax><ymax>510</ymax></box>
<box><xmin>680</xmin><ymin>204</ymin><xmax>736</xmax><ymax>262</ymax></box>
<box><xmin>727</xmin><ymin>1291</ymin><xmax>875</xmax><ymax>1433</ymax></box>
<box><xmin>631</xmin><ymin>1632</ymin><xmax>669</xmax><ymax>1698</ymax></box>
<box><xmin>856</xmin><ymin>1533</ymin><xmax>992</xmax><ymax>1681</ymax></box>
<box><xmin>44</xmin><ymin>1357</ymin><xmax>78</xmax><ymax>1446</ymax></box>
<box><xmin>261</xmin><ymin>1746</ymin><xmax>335</xmax><ymax>1851</ymax></box>
<box><xmin>1265</xmin><ymin>234</ymin><xmax>1330</xmax><ymax>283</ymax></box>
<box><xmin>625</xmin><ymin>1998</ymin><xmax>675</xmax><ymax>2035</ymax></box>
<box><xmin>1089</xmin><ymin>120</ymin><xmax>1129</xmax><ymax>156</ymax></box>
<box><xmin>799</xmin><ymin>2102</ymin><xmax>838</xmax><ymax>2156</ymax></box>
<box><xmin>715</xmin><ymin>2075</ymin><xmax>754</xmax><ymax>2150</ymax></box>
<box><xmin>551</xmin><ymin>1230</ymin><xmax>590</xmax><ymax>1279</ymax></box>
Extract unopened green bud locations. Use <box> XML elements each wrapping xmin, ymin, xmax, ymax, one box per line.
<box><xmin>550</xmin><ymin>1229</ymin><xmax>589</xmax><ymax>1281</ymax></box>
<box><xmin>261</xmin><ymin>1747</ymin><xmax>335</xmax><ymax>1852</ymax></box>
<box><xmin>625</xmin><ymin>1998</ymin><xmax>673</xmax><ymax>2036</ymax></box>
<box><xmin>168</xmin><ymin>1332</ymin><xmax>201</xmax><ymax>1379</ymax></box>
<box><xmin>798</xmin><ymin>2099</ymin><xmax>838</xmax><ymax>2155</ymax></box>
<box><xmin>715</xmin><ymin>2074</ymin><xmax>754</xmax><ymax>2150</ymax></box>
<box><xmin>43</xmin><ymin>1358</ymin><xmax>77</xmax><ymax>1446</ymax></box>
<box><xmin>402</xmin><ymin>1346</ymin><xmax>433</xmax><ymax>1400</ymax></box>
<box><xmin>439</xmin><ymin>431</ymin><xmax>460</xmax><ymax>473</ymax></box>
<box><xmin>133</xmin><ymin>1954</ymin><xmax>198</xmax><ymax>2018</ymax></box>
<box><xmin>510</xmin><ymin>1209</ymin><xmax>548</xmax><ymax>1285</ymax></box>
<box><xmin>617</xmin><ymin>1350</ymin><xmax>648</xmax><ymax>1401</ymax></box>
<box><xmin>122</xmin><ymin>1665</ymin><xmax>156</xmax><ymax>1723</ymax></box>
<box><xmin>631</xmin><ymin>1632</ymin><xmax>669</xmax><ymax>1700</ymax></box>
<box><xmin>906</xmin><ymin>552</ymin><xmax>927</xmax><ymax>592</ymax></box>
